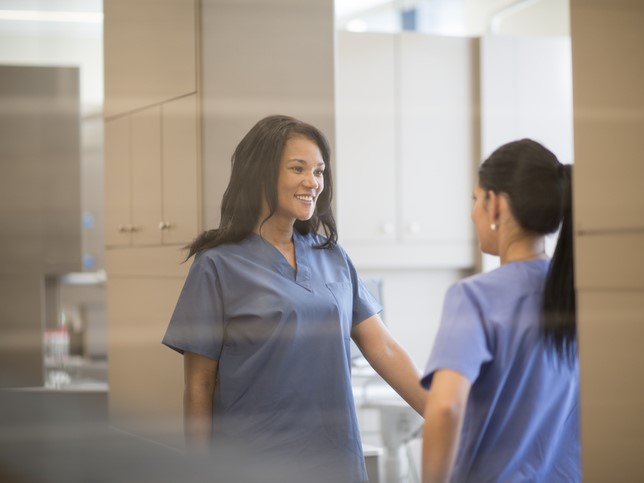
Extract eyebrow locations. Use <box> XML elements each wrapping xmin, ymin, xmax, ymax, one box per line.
<box><xmin>287</xmin><ymin>158</ymin><xmax>325</xmax><ymax>167</ymax></box>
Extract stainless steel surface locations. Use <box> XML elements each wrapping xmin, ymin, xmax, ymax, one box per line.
<box><xmin>0</xmin><ymin>65</ymin><xmax>82</xmax><ymax>275</ymax></box>
<box><xmin>0</xmin><ymin>65</ymin><xmax>82</xmax><ymax>388</ymax></box>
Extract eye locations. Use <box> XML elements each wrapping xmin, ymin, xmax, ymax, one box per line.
<box><xmin>290</xmin><ymin>166</ymin><xmax>303</xmax><ymax>173</ymax></box>
<box><xmin>314</xmin><ymin>168</ymin><xmax>325</xmax><ymax>177</ymax></box>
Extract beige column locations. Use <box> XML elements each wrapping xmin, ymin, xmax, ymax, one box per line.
<box><xmin>571</xmin><ymin>1</ymin><xmax>644</xmax><ymax>481</ymax></box>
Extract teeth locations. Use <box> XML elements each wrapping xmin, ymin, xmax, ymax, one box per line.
<box><xmin>296</xmin><ymin>195</ymin><xmax>314</xmax><ymax>201</ymax></box>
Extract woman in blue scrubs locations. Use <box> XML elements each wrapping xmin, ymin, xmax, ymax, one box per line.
<box><xmin>163</xmin><ymin>114</ymin><xmax>426</xmax><ymax>483</ymax></box>
<box><xmin>420</xmin><ymin>139</ymin><xmax>580</xmax><ymax>482</ymax></box>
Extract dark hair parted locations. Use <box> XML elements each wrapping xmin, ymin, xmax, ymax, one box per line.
<box><xmin>186</xmin><ymin>114</ymin><xmax>337</xmax><ymax>259</ymax></box>
<box><xmin>479</xmin><ymin>138</ymin><xmax>576</xmax><ymax>362</ymax></box>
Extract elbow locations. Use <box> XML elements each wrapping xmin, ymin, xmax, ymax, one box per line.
<box><xmin>425</xmin><ymin>396</ymin><xmax>466</xmax><ymax>424</ymax></box>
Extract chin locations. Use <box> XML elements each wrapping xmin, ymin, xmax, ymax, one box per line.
<box><xmin>478</xmin><ymin>242</ymin><xmax>496</xmax><ymax>256</ymax></box>
<box><xmin>296</xmin><ymin>208</ymin><xmax>316</xmax><ymax>222</ymax></box>
<box><xmin>481</xmin><ymin>247</ymin><xmax>499</xmax><ymax>257</ymax></box>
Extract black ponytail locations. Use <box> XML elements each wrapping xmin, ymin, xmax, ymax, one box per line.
<box><xmin>542</xmin><ymin>164</ymin><xmax>577</xmax><ymax>362</ymax></box>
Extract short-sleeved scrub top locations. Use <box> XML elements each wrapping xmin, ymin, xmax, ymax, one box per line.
<box><xmin>421</xmin><ymin>259</ymin><xmax>580</xmax><ymax>483</ymax></box>
<box><xmin>163</xmin><ymin>231</ymin><xmax>381</xmax><ymax>483</ymax></box>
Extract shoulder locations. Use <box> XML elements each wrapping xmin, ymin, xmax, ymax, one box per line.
<box><xmin>446</xmin><ymin>260</ymin><xmax>550</xmax><ymax>309</ymax></box>
<box><xmin>444</xmin><ymin>267</ymin><xmax>513</xmax><ymax>310</ymax></box>
<box><xmin>296</xmin><ymin>232</ymin><xmax>355</xmax><ymax>271</ymax></box>
<box><xmin>448</xmin><ymin>269</ymin><xmax>497</xmax><ymax>296</ymax></box>
<box><xmin>297</xmin><ymin>230</ymin><xmax>333</xmax><ymax>245</ymax></box>
<box><xmin>457</xmin><ymin>260</ymin><xmax>548</xmax><ymax>290</ymax></box>
<box><xmin>297</xmin><ymin>231</ymin><xmax>343</xmax><ymax>253</ymax></box>
<box><xmin>191</xmin><ymin>235</ymin><xmax>258</xmax><ymax>269</ymax></box>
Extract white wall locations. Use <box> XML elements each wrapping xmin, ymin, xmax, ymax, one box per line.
<box><xmin>359</xmin><ymin>268</ymin><xmax>469</xmax><ymax>369</ymax></box>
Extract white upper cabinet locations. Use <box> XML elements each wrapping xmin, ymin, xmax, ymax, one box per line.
<box><xmin>335</xmin><ymin>33</ymin><xmax>397</xmax><ymax>245</ymax></box>
<box><xmin>335</xmin><ymin>31</ymin><xmax>478</xmax><ymax>269</ymax></box>
<box><xmin>399</xmin><ymin>33</ymin><xmax>478</xmax><ymax>246</ymax></box>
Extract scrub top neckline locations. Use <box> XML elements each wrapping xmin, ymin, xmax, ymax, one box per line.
<box><xmin>251</xmin><ymin>231</ymin><xmax>312</xmax><ymax>292</ymax></box>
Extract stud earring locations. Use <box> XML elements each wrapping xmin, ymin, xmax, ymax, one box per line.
<box><xmin>490</xmin><ymin>223</ymin><xmax>497</xmax><ymax>231</ymax></box>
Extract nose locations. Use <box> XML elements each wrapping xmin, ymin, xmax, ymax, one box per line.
<box><xmin>304</xmin><ymin>171</ymin><xmax>320</xmax><ymax>189</ymax></box>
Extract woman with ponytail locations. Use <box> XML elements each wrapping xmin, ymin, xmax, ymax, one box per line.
<box><xmin>420</xmin><ymin>139</ymin><xmax>579</xmax><ymax>483</ymax></box>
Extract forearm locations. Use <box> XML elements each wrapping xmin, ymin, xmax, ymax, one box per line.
<box><xmin>353</xmin><ymin>316</ymin><xmax>426</xmax><ymax>414</ymax></box>
<box><xmin>421</xmin><ymin>370</ymin><xmax>470</xmax><ymax>483</ymax></box>
<box><xmin>184</xmin><ymin>385</ymin><xmax>214</xmax><ymax>452</ymax></box>
<box><xmin>183</xmin><ymin>351</ymin><xmax>218</xmax><ymax>454</ymax></box>
<box><xmin>422</xmin><ymin>403</ymin><xmax>462</xmax><ymax>483</ymax></box>
<box><xmin>365</xmin><ymin>339</ymin><xmax>426</xmax><ymax>415</ymax></box>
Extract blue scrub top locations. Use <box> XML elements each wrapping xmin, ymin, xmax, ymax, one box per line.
<box><xmin>163</xmin><ymin>231</ymin><xmax>381</xmax><ymax>482</ymax></box>
<box><xmin>422</xmin><ymin>259</ymin><xmax>580</xmax><ymax>483</ymax></box>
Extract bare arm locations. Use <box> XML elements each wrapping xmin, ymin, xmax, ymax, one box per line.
<box><xmin>351</xmin><ymin>314</ymin><xmax>427</xmax><ymax>415</ymax></box>
<box><xmin>183</xmin><ymin>351</ymin><xmax>218</xmax><ymax>453</ymax></box>
<box><xmin>421</xmin><ymin>369</ymin><xmax>471</xmax><ymax>483</ymax></box>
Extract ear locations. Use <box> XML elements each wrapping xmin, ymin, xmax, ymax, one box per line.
<box><xmin>486</xmin><ymin>190</ymin><xmax>500</xmax><ymax>225</ymax></box>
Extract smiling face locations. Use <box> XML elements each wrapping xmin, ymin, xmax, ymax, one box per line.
<box><xmin>274</xmin><ymin>135</ymin><xmax>325</xmax><ymax>224</ymax></box>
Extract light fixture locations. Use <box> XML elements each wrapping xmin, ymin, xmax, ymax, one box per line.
<box><xmin>0</xmin><ymin>10</ymin><xmax>103</xmax><ymax>23</ymax></box>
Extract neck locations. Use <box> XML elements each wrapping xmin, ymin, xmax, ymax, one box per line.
<box><xmin>255</xmin><ymin>216</ymin><xmax>297</xmax><ymax>270</ymax></box>
<box><xmin>500</xmin><ymin>236</ymin><xmax>547</xmax><ymax>264</ymax></box>
<box><xmin>255</xmin><ymin>217</ymin><xmax>294</xmax><ymax>247</ymax></box>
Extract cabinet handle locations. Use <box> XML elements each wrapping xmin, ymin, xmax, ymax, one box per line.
<box><xmin>407</xmin><ymin>222</ymin><xmax>421</xmax><ymax>234</ymax></box>
<box><xmin>118</xmin><ymin>224</ymin><xmax>139</xmax><ymax>233</ymax></box>
<box><xmin>381</xmin><ymin>223</ymin><xmax>395</xmax><ymax>235</ymax></box>
<box><xmin>158</xmin><ymin>221</ymin><xmax>172</xmax><ymax>230</ymax></box>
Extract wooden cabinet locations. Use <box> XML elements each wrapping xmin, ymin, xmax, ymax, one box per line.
<box><xmin>104</xmin><ymin>114</ymin><xmax>132</xmax><ymax>247</ymax></box>
<box><xmin>104</xmin><ymin>95</ymin><xmax>199</xmax><ymax>248</ymax></box>
<box><xmin>131</xmin><ymin>106</ymin><xmax>163</xmax><ymax>246</ymax></box>
<box><xmin>106</xmin><ymin>274</ymin><xmax>186</xmax><ymax>447</ymax></box>
<box><xmin>161</xmin><ymin>95</ymin><xmax>200</xmax><ymax>245</ymax></box>
<box><xmin>335</xmin><ymin>32</ymin><xmax>479</xmax><ymax>269</ymax></box>
<box><xmin>103</xmin><ymin>0</ymin><xmax>197</xmax><ymax>117</ymax></box>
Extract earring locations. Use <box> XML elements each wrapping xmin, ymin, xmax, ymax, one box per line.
<box><xmin>490</xmin><ymin>223</ymin><xmax>497</xmax><ymax>231</ymax></box>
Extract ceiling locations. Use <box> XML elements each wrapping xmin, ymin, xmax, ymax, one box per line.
<box><xmin>0</xmin><ymin>0</ymin><xmax>568</xmax><ymax>112</ymax></box>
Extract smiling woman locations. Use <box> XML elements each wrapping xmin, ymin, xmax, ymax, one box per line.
<box><xmin>162</xmin><ymin>114</ymin><xmax>426</xmax><ymax>483</ymax></box>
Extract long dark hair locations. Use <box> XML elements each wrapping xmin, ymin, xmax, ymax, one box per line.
<box><xmin>186</xmin><ymin>114</ymin><xmax>337</xmax><ymax>259</ymax></box>
<box><xmin>478</xmin><ymin>139</ymin><xmax>576</xmax><ymax>362</ymax></box>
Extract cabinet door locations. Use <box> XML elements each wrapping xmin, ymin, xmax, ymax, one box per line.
<box><xmin>131</xmin><ymin>106</ymin><xmax>163</xmax><ymax>246</ymax></box>
<box><xmin>107</xmin><ymin>276</ymin><xmax>185</xmax><ymax>447</ymax></box>
<box><xmin>104</xmin><ymin>0</ymin><xmax>197</xmax><ymax>117</ymax></box>
<box><xmin>335</xmin><ymin>32</ymin><xmax>397</xmax><ymax>244</ymax></box>
<box><xmin>398</xmin><ymin>34</ymin><xmax>476</xmax><ymax>246</ymax></box>
<box><xmin>161</xmin><ymin>95</ymin><xmax>199</xmax><ymax>245</ymax></box>
<box><xmin>104</xmin><ymin>116</ymin><xmax>132</xmax><ymax>247</ymax></box>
